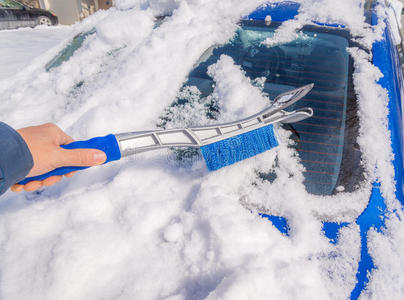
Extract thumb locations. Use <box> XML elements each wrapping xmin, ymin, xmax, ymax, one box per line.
<box><xmin>58</xmin><ymin>148</ymin><xmax>107</xmax><ymax>167</ymax></box>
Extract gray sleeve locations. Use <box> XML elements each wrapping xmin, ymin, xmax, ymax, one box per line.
<box><xmin>0</xmin><ymin>122</ymin><xmax>33</xmax><ymax>195</ymax></box>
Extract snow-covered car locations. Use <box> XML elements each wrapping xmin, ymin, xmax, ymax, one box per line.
<box><xmin>0</xmin><ymin>0</ymin><xmax>58</xmax><ymax>30</ymax></box>
<box><xmin>151</xmin><ymin>1</ymin><xmax>404</xmax><ymax>295</ymax></box>
<box><xmin>243</xmin><ymin>2</ymin><xmax>404</xmax><ymax>299</ymax></box>
<box><xmin>231</xmin><ymin>2</ymin><xmax>404</xmax><ymax>299</ymax></box>
<box><xmin>1</xmin><ymin>1</ymin><xmax>403</xmax><ymax>299</ymax></box>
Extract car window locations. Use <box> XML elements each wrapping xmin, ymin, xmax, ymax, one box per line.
<box><xmin>45</xmin><ymin>16</ymin><xmax>168</xmax><ymax>72</ymax></box>
<box><xmin>166</xmin><ymin>20</ymin><xmax>363</xmax><ymax>196</ymax></box>
<box><xmin>45</xmin><ymin>29</ymin><xmax>96</xmax><ymax>71</ymax></box>
<box><xmin>0</xmin><ymin>0</ymin><xmax>24</xmax><ymax>9</ymax></box>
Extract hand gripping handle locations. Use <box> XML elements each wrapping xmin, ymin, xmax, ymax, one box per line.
<box><xmin>19</xmin><ymin>134</ymin><xmax>122</xmax><ymax>185</ymax></box>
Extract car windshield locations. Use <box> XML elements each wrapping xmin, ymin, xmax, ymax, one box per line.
<box><xmin>45</xmin><ymin>29</ymin><xmax>96</xmax><ymax>71</ymax></box>
<box><xmin>175</xmin><ymin>20</ymin><xmax>363</xmax><ymax>195</ymax></box>
<box><xmin>0</xmin><ymin>0</ymin><xmax>24</xmax><ymax>9</ymax></box>
<box><xmin>45</xmin><ymin>17</ymin><xmax>166</xmax><ymax>72</ymax></box>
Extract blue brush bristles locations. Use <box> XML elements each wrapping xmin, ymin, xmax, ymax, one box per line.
<box><xmin>200</xmin><ymin>124</ymin><xmax>278</xmax><ymax>171</ymax></box>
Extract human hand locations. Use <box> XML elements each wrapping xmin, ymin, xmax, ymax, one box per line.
<box><xmin>11</xmin><ymin>123</ymin><xmax>107</xmax><ymax>192</ymax></box>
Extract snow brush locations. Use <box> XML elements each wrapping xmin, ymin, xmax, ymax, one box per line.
<box><xmin>19</xmin><ymin>84</ymin><xmax>314</xmax><ymax>184</ymax></box>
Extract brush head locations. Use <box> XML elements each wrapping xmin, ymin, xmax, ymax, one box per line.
<box><xmin>200</xmin><ymin>124</ymin><xmax>278</xmax><ymax>171</ymax></box>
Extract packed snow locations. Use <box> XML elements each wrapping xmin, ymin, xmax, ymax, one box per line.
<box><xmin>0</xmin><ymin>0</ymin><xmax>403</xmax><ymax>299</ymax></box>
<box><xmin>0</xmin><ymin>26</ymin><xmax>72</xmax><ymax>80</ymax></box>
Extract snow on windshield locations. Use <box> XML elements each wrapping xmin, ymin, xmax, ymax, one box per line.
<box><xmin>0</xmin><ymin>0</ymin><xmax>403</xmax><ymax>299</ymax></box>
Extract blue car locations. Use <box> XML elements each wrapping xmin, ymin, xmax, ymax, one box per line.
<box><xmin>42</xmin><ymin>1</ymin><xmax>404</xmax><ymax>298</ymax></box>
<box><xmin>173</xmin><ymin>1</ymin><xmax>403</xmax><ymax>299</ymax></box>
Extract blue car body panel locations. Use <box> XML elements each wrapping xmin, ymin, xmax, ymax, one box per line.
<box><xmin>245</xmin><ymin>1</ymin><xmax>300</xmax><ymax>22</ymax></box>
<box><xmin>350</xmin><ymin>12</ymin><xmax>404</xmax><ymax>299</ymax></box>
<box><xmin>372</xmin><ymin>15</ymin><xmax>404</xmax><ymax>207</ymax></box>
<box><xmin>246</xmin><ymin>2</ymin><xmax>404</xmax><ymax>299</ymax></box>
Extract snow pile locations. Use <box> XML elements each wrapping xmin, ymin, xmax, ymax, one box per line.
<box><xmin>362</xmin><ymin>212</ymin><xmax>404</xmax><ymax>298</ymax></box>
<box><xmin>348</xmin><ymin>47</ymin><xmax>396</xmax><ymax>206</ymax></box>
<box><xmin>0</xmin><ymin>0</ymin><xmax>402</xmax><ymax>299</ymax></box>
<box><xmin>206</xmin><ymin>55</ymin><xmax>268</xmax><ymax>121</ymax></box>
<box><xmin>0</xmin><ymin>26</ymin><xmax>72</xmax><ymax>80</ymax></box>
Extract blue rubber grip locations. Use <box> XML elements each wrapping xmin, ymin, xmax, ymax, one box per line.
<box><xmin>19</xmin><ymin>134</ymin><xmax>121</xmax><ymax>185</ymax></box>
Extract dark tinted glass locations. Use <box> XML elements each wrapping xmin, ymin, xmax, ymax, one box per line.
<box><xmin>182</xmin><ymin>21</ymin><xmax>362</xmax><ymax>195</ymax></box>
<box><xmin>45</xmin><ymin>29</ymin><xmax>96</xmax><ymax>71</ymax></box>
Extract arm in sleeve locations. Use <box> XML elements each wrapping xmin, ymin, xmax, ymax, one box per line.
<box><xmin>0</xmin><ymin>122</ymin><xmax>33</xmax><ymax>195</ymax></box>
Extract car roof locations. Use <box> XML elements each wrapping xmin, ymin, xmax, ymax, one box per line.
<box><xmin>244</xmin><ymin>1</ymin><xmax>374</xmax><ymax>26</ymax></box>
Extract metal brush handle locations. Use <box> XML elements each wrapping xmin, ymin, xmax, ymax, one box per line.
<box><xmin>116</xmin><ymin>107</ymin><xmax>313</xmax><ymax>156</ymax></box>
<box><xmin>117</xmin><ymin>84</ymin><xmax>314</xmax><ymax>156</ymax></box>
<box><xmin>18</xmin><ymin>84</ymin><xmax>314</xmax><ymax>185</ymax></box>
